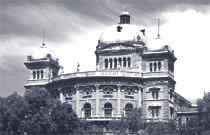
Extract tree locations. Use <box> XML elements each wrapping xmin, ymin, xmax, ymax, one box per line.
<box><xmin>107</xmin><ymin>108</ymin><xmax>144</xmax><ymax>135</ymax></box>
<box><xmin>108</xmin><ymin>117</ymin><xmax>128</xmax><ymax>135</ymax></box>
<box><xmin>0</xmin><ymin>92</ymin><xmax>27</xmax><ymax>135</ymax></box>
<box><xmin>145</xmin><ymin>121</ymin><xmax>177</xmax><ymax>135</ymax></box>
<box><xmin>127</xmin><ymin>108</ymin><xmax>145</xmax><ymax>133</ymax></box>
<box><xmin>196</xmin><ymin>93</ymin><xmax>210</xmax><ymax>134</ymax></box>
<box><xmin>51</xmin><ymin>103</ymin><xmax>80</xmax><ymax>135</ymax></box>
<box><xmin>0</xmin><ymin>88</ymin><xmax>80</xmax><ymax>135</ymax></box>
<box><xmin>23</xmin><ymin>88</ymin><xmax>80</xmax><ymax>135</ymax></box>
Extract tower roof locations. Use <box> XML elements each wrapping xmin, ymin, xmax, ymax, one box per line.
<box><xmin>120</xmin><ymin>11</ymin><xmax>130</xmax><ymax>16</ymax></box>
<box><xmin>32</xmin><ymin>43</ymin><xmax>57</xmax><ymax>60</ymax></box>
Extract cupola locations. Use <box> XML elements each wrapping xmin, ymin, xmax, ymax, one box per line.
<box><xmin>120</xmin><ymin>11</ymin><xmax>131</xmax><ymax>24</ymax></box>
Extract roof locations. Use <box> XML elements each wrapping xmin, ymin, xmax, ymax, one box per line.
<box><xmin>32</xmin><ymin>44</ymin><xmax>57</xmax><ymax>60</ymax></box>
<box><xmin>99</xmin><ymin>24</ymin><xmax>146</xmax><ymax>44</ymax></box>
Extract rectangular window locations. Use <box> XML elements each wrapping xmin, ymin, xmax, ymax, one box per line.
<box><xmin>152</xmin><ymin>91</ymin><xmax>159</xmax><ymax>99</ymax></box>
<box><xmin>170</xmin><ymin>107</ymin><xmax>174</xmax><ymax>118</ymax></box>
<box><xmin>149</xmin><ymin>63</ymin><xmax>153</xmax><ymax>72</ymax></box>
<box><xmin>170</xmin><ymin>91</ymin><xmax>173</xmax><ymax>100</ymax></box>
<box><xmin>33</xmin><ymin>71</ymin><xmax>36</xmax><ymax>79</ymax></box>
<box><xmin>123</xmin><ymin>58</ymin><xmax>126</xmax><ymax>67</ymax></box>
<box><xmin>150</xmin><ymin>107</ymin><xmax>160</xmax><ymax>118</ymax></box>
<box><xmin>41</xmin><ymin>70</ymin><xmax>44</xmax><ymax>79</ymax></box>
<box><xmin>127</xmin><ymin>57</ymin><xmax>131</xmax><ymax>67</ymax></box>
<box><xmin>37</xmin><ymin>71</ymin><xmax>40</xmax><ymax>79</ymax></box>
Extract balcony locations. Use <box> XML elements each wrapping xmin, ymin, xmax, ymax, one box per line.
<box><xmin>52</xmin><ymin>71</ymin><xmax>142</xmax><ymax>82</ymax></box>
<box><xmin>24</xmin><ymin>79</ymin><xmax>49</xmax><ymax>87</ymax></box>
<box><xmin>80</xmin><ymin>116</ymin><xmax>121</xmax><ymax>121</ymax></box>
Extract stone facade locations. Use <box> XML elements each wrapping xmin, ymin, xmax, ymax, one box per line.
<box><xmin>24</xmin><ymin>12</ymin><xmax>192</xmax><ymax>122</ymax></box>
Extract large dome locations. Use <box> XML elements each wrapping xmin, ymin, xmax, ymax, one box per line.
<box><xmin>98</xmin><ymin>12</ymin><xmax>146</xmax><ymax>44</ymax></box>
<box><xmin>99</xmin><ymin>24</ymin><xmax>146</xmax><ymax>44</ymax></box>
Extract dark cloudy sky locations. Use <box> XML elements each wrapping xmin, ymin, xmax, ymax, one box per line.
<box><xmin>1</xmin><ymin>0</ymin><xmax>210</xmax><ymax>103</ymax></box>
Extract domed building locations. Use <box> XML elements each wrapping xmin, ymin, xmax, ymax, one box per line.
<box><xmin>24</xmin><ymin>12</ymin><xmax>193</xmax><ymax>123</ymax></box>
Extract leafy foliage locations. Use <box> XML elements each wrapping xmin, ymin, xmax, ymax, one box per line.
<box><xmin>0</xmin><ymin>88</ymin><xmax>80</xmax><ymax>135</ymax></box>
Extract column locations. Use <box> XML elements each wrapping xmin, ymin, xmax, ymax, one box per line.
<box><xmin>59</xmin><ymin>92</ymin><xmax>65</xmax><ymax>103</ymax></box>
<box><xmin>138</xmin><ymin>87</ymin><xmax>142</xmax><ymax>108</ymax></box>
<box><xmin>95</xmin><ymin>85</ymin><xmax>99</xmax><ymax>117</ymax></box>
<box><xmin>75</xmin><ymin>87</ymin><xmax>80</xmax><ymax>117</ymax></box>
<box><xmin>117</xmin><ymin>86</ymin><xmax>121</xmax><ymax>117</ymax></box>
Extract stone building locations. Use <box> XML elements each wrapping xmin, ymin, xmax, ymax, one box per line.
<box><xmin>24</xmin><ymin>12</ymin><xmax>193</xmax><ymax>122</ymax></box>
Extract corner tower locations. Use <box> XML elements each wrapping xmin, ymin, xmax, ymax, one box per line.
<box><xmin>24</xmin><ymin>44</ymin><xmax>60</xmax><ymax>89</ymax></box>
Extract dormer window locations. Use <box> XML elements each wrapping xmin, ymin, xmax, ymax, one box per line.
<box><xmin>103</xmin><ymin>87</ymin><xmax>113</xmax><ymax>95</ymax></box>
<box><xmin>83</xmin><ymin>88</ymin><xmax>92</xmax><ymax>98</ymax></box>
<box><xmin>117</xmin><ymin>25</ymin><xmax>122</xmax><ymax>32</ymax></box>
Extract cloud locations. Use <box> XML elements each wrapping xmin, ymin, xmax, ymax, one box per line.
<box><xmin>2</xmin><ymin>0</ymin><xmax>210</xmax><ymax>43</ymax></box>
<box><xmin>1</xmin><ymin>0</ymin><xmax>210</xmax><ymax>98</ymax></box>
<box><xmin>0</xmin><ymin>54</ymin><xmax>27</xmax><ymax>96</ymax></box>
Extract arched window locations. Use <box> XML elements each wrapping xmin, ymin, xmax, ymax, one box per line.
<box><xmin>154</xmin><ymin>62</ymin><xmax>157</xmax><ymax>72</ymax></box>
<box><xmin>104</xmin><ymin>103</ymin><xmax>112</xmax><ymax>117</ymax></box>
<box><xmin>149</xmin><ymin>63</ymin><xmax>153</xmax><ymax>72</ymax></box>
<box><xmin>105</xmin><ymin>59</ymin><xmax>108</xmax><ymax>69</ymax></box>
<box><xmin>125</xmin><ymin>103</ymin><xmax>133</xmax><ymax>116</ymax></box>
<box><xmin>37</xmin><ymin>71</ymin><xmax>40</xmax><ymax>79</ymax></box>
<box><xmin>33</xmin><ymin>71</ymin><xmax>36</xmax><ymax>79</ymax></box>
<box><xmin>158</xmin><ymin>61</ymin><xmax>161</xmax><ymax>71</ymax></box>
<box><xmin>118</xmin><ymin>58</ymin><xmax>122</xmax><ymax>67</ymax></box>
<box><xmin>109</xmin><ymin>58</ymin><xmax>113</xmax><ymax>69</ymax></box>
<box><xmin>123</xmin><ymin>57</ymin><xmax>126</xmax><ymax>67</ymax></box>
<box><xmin>84</xmin><ymin>103</ymin><xmax>91</xmax><ymax>118</ymax></box>
<box><xmin>41</xmin><ymin>70</ymin><xmax>44</xmax><ymax>79</ymax></box>
<box><xmin>114</xmin><ymin>58</ymin><xmax>117</xmax><ymax>69</ymax></box>
<box><xmin>127</xmin><ymin>57</ymin><xmax>131</xmax><ymax>67</ymax></box>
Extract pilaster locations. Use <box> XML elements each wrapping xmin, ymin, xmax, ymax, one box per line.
<box><xmin>75</xmin><ymin>87</ymin><xmax>80</xmax><ymax>117</ymax></box>
<box><xmin>95</xmin><ymin>85</ymin><xmax>100</xmax><ymax>117</ymax></box>
<box><xmin>117</xmin><ymin>86</ymin><xmax>121</xmax><ymax>117</ymax></box>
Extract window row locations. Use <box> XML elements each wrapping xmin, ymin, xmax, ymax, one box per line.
<box><xmin>83</xmin><ymin>103</ymin><xmax>133</xmax><ymax>118</ymax></box>
<box><xmin>149</xmin><ymin>61</ymin><xmax>162</xmax><ymax>72</ymax></box>
<box><xmin>104</xmin><ymin>57</ymin><xmax>131</xmax><ymax>69</ymax></box>
<box><xmin>32</xmin><ymin>70</ymin><xmax>44</xmax><ymax>80</ymax></box>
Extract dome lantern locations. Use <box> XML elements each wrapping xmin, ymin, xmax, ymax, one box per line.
<box><xmin>120</xmin><ymin>11</ymin><xmax>130</xmax><ymax>24</ymax></box>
